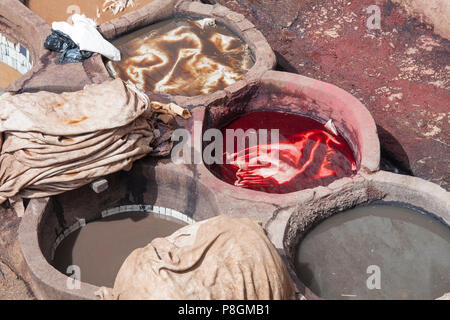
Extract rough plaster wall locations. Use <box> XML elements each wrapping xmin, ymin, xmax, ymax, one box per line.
<box><xmin>392</xmin><ymin>0</ymin><xmax>450</xmax><ymax>40</ymax></box>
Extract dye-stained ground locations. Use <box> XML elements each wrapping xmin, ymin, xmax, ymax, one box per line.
<box><xmin>215</xmin><ymin>0</ymin><xmax>449</xmax><ymax>190</ymax></box>
<box><xmin>0</xmin><ymin>206</ymin><xmax>35</xmax><ymax>299</ymax></box>
<box><xmin>0</xmin><ymin>0</ymin><xmax>449</xmax><ymax>300</ymax></box>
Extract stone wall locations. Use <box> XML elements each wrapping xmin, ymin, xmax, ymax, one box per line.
<box><xmin>0</xmin><ymin>33</ymin><xmax>33</xmax><ymax>75</ymax></box>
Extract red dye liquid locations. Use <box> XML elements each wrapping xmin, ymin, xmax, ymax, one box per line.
<box><xmin>211</xmin><ymin>111</ymin><xmax>357</xmax><ymax>194</ymax></box>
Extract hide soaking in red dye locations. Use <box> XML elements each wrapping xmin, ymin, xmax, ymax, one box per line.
<box><xmin>212</xmin><ymin>111</ymin><xmax>356</xmax><ymax>194</ymax></box>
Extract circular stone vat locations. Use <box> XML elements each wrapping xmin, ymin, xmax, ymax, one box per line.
<box><xmin>202</xmin><ymin>71</ymin><xmax>379</xmax><ymax>198</ymax></box>
<box><xmin>106</xmin><ymin>16</ymin><xmax>254</xmax><ymax>97</ymax></box>
<box><xmin>98</xmin><ymin>1</ymin><xmax>275</xmax><ymax>106</ymax></box>
<box><xmin>295</xmin><ymin>203</ymin><xmax>450</xmax><ymax>300</ymax></box>
<box><xmin>283</xmin><ymin>171</ymin><xmax>450</xmax><ymax>300</ymax></box>
<box><xmin>19</xmin><ymin>159</ymin><xmax>219</xmax><ymax>300</ymax></box>
<box><xmin>52</xmin><ymin>209</ymin><xmax>191</xmax><ymax>288</ymax></box>
<box><xmin>208</xmin><ymin>111</ymin><xmax>357</xmax><ymax>193</ymax></box>
<box><xmin>24</xmin><ymin>0</ymin><xmax>156</xmax><ymax>25</ymax></box>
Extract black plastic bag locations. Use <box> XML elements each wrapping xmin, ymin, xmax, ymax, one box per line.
<box><xmin>44</xmin><ymin>30</ymin><xmax>93</xmax><ymax>64</ymax></box>
<box><xmin>44</xmin><ymin>30</ymin><xmax>77</xmax><ymax>52</ymax></box>
<box><xmin>58</xmin><ymin>48</ymin><xmax>93</xmax><ymax>64</ymax></box>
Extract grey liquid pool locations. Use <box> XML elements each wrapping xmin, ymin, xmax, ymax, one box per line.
<box><xmin>52</xmin><ymin>211</ymin><xmax>187</xmax><ymax>287</ymax></box>
<box><xmin>295</xmin><ymin>204</ymin><xmax>450</xmax><ymax>300</ymax></box>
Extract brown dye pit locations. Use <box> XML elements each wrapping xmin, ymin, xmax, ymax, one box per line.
<box><xmin>26</xmin><ymin>0</ymin><xmax>155</xmax><ymax>25</ymax></box>
<box><xmin>52</xmin><ymin>211</ymin><xmax>187</xmax><ymax>287</ymax></box>
<box><xmin>295</xmin><ymin>204</ymin><xmax>450</xmax><ymax>300</ymax></box>
<box><xmin>0</xmin><ymin>62</ymin><xmax>22</xmax><ymax>89</ymax></box>
<box><xmin>108</xmin><ymin>17</ymin><xmax>254</xmax><ymax>96</ymax></box>
<box><xmin>64</xmin><ymin>173</ymin><xmax>78</xmax><ymax>177</ymax></box>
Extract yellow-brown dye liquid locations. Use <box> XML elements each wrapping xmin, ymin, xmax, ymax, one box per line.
<box><xmin>0</xmin><ymin>62</ymin><xmax>22</xmax><ymax>89</ymax></box>
<box><xmin>27</xmin><ymin>0</ymin><xmax>154</xmax><ymax>25</ymax></box>
<box><xmin>108</xmin><ymin>17</ymin><xmax>254</xmax><ymax>96</ymax></box>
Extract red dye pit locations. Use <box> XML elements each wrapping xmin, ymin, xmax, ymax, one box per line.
<box><xmin>211</xmin><ymin>111</ymin><xmax>357</xmax><ymax>194</ymax></box>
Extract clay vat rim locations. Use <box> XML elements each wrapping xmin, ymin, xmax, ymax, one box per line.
<box><xmin>280</xmin><ymin>171</ymin><xmax>450</xmax><ymax>300</ymax></box>
<box><xmin>261</xmin><ymin>71</ymin><xmax>380</xmax><ymax>174</ymax></box>
<box><xmin>19</xmin><ymin>197</ymin><xmax>109</xmax><ymax>300</ymax></box>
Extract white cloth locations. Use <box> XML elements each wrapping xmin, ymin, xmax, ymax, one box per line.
<box><xmin>52</xmin><ymin>14</ymin><xmax>121</xmax><ymax>61</ymax></box>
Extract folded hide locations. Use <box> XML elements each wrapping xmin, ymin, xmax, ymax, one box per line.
<box><xmin>97</xmin><ymin>216</ymin><xmax>296</xmax><ymax>300</ymax></box>
<box><xmin>0</xmin><ymin>80</ymin><xmax>163</xmax><ymax>213</ymax></box>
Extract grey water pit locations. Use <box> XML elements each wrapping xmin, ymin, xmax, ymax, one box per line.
<box><xmin>295</xmin><ymin>203</ymin><xmax>450</xmax><ymax>300</ymax></box>
<box><xmin>52</xmin><ymin>210</ymin><xmax>189</xmax><ymax>288</ymax></box>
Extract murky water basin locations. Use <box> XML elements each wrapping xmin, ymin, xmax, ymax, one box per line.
<box><xmin>295</xmin><ymin>204</ymin><xmax>450</xmax><ymax>300</ymax></box>
<box><xmin>52</xmin><ymin>211</ymin><xmax>187</xmax><ymax>287</ymax></box>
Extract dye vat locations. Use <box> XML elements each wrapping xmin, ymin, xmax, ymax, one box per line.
<box><xmin>52</xmin><ymin>210</ymin><xmax>187</xmax><ymax>288</ymax></box>
<box><xmin>295</xmin><ymin>204</ymin><xmax>450</xmax><ymax>300</ymax></box>
<box><xmin>107</xmin><ymin>17</ymin><xmax>254</xmax><ymax>96</ymax></box>
<box><xmin>209</xmin><ymin>111</ymin><xmax>357</xmax><ymax>194</ymax></box>
<box><xmin>26</xmin><ymin>0</ymin><xmax>154</xmax><ymax>25</ymax></box>
<box><xmin>19</xmin><ymin>158</ymin><xmax>218</xmax><ymax>299</ymax></box>
<box><xmin>0</xmin><ymin>62</ymin><xmax>22</xmax><ymax>89</ymax></box>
